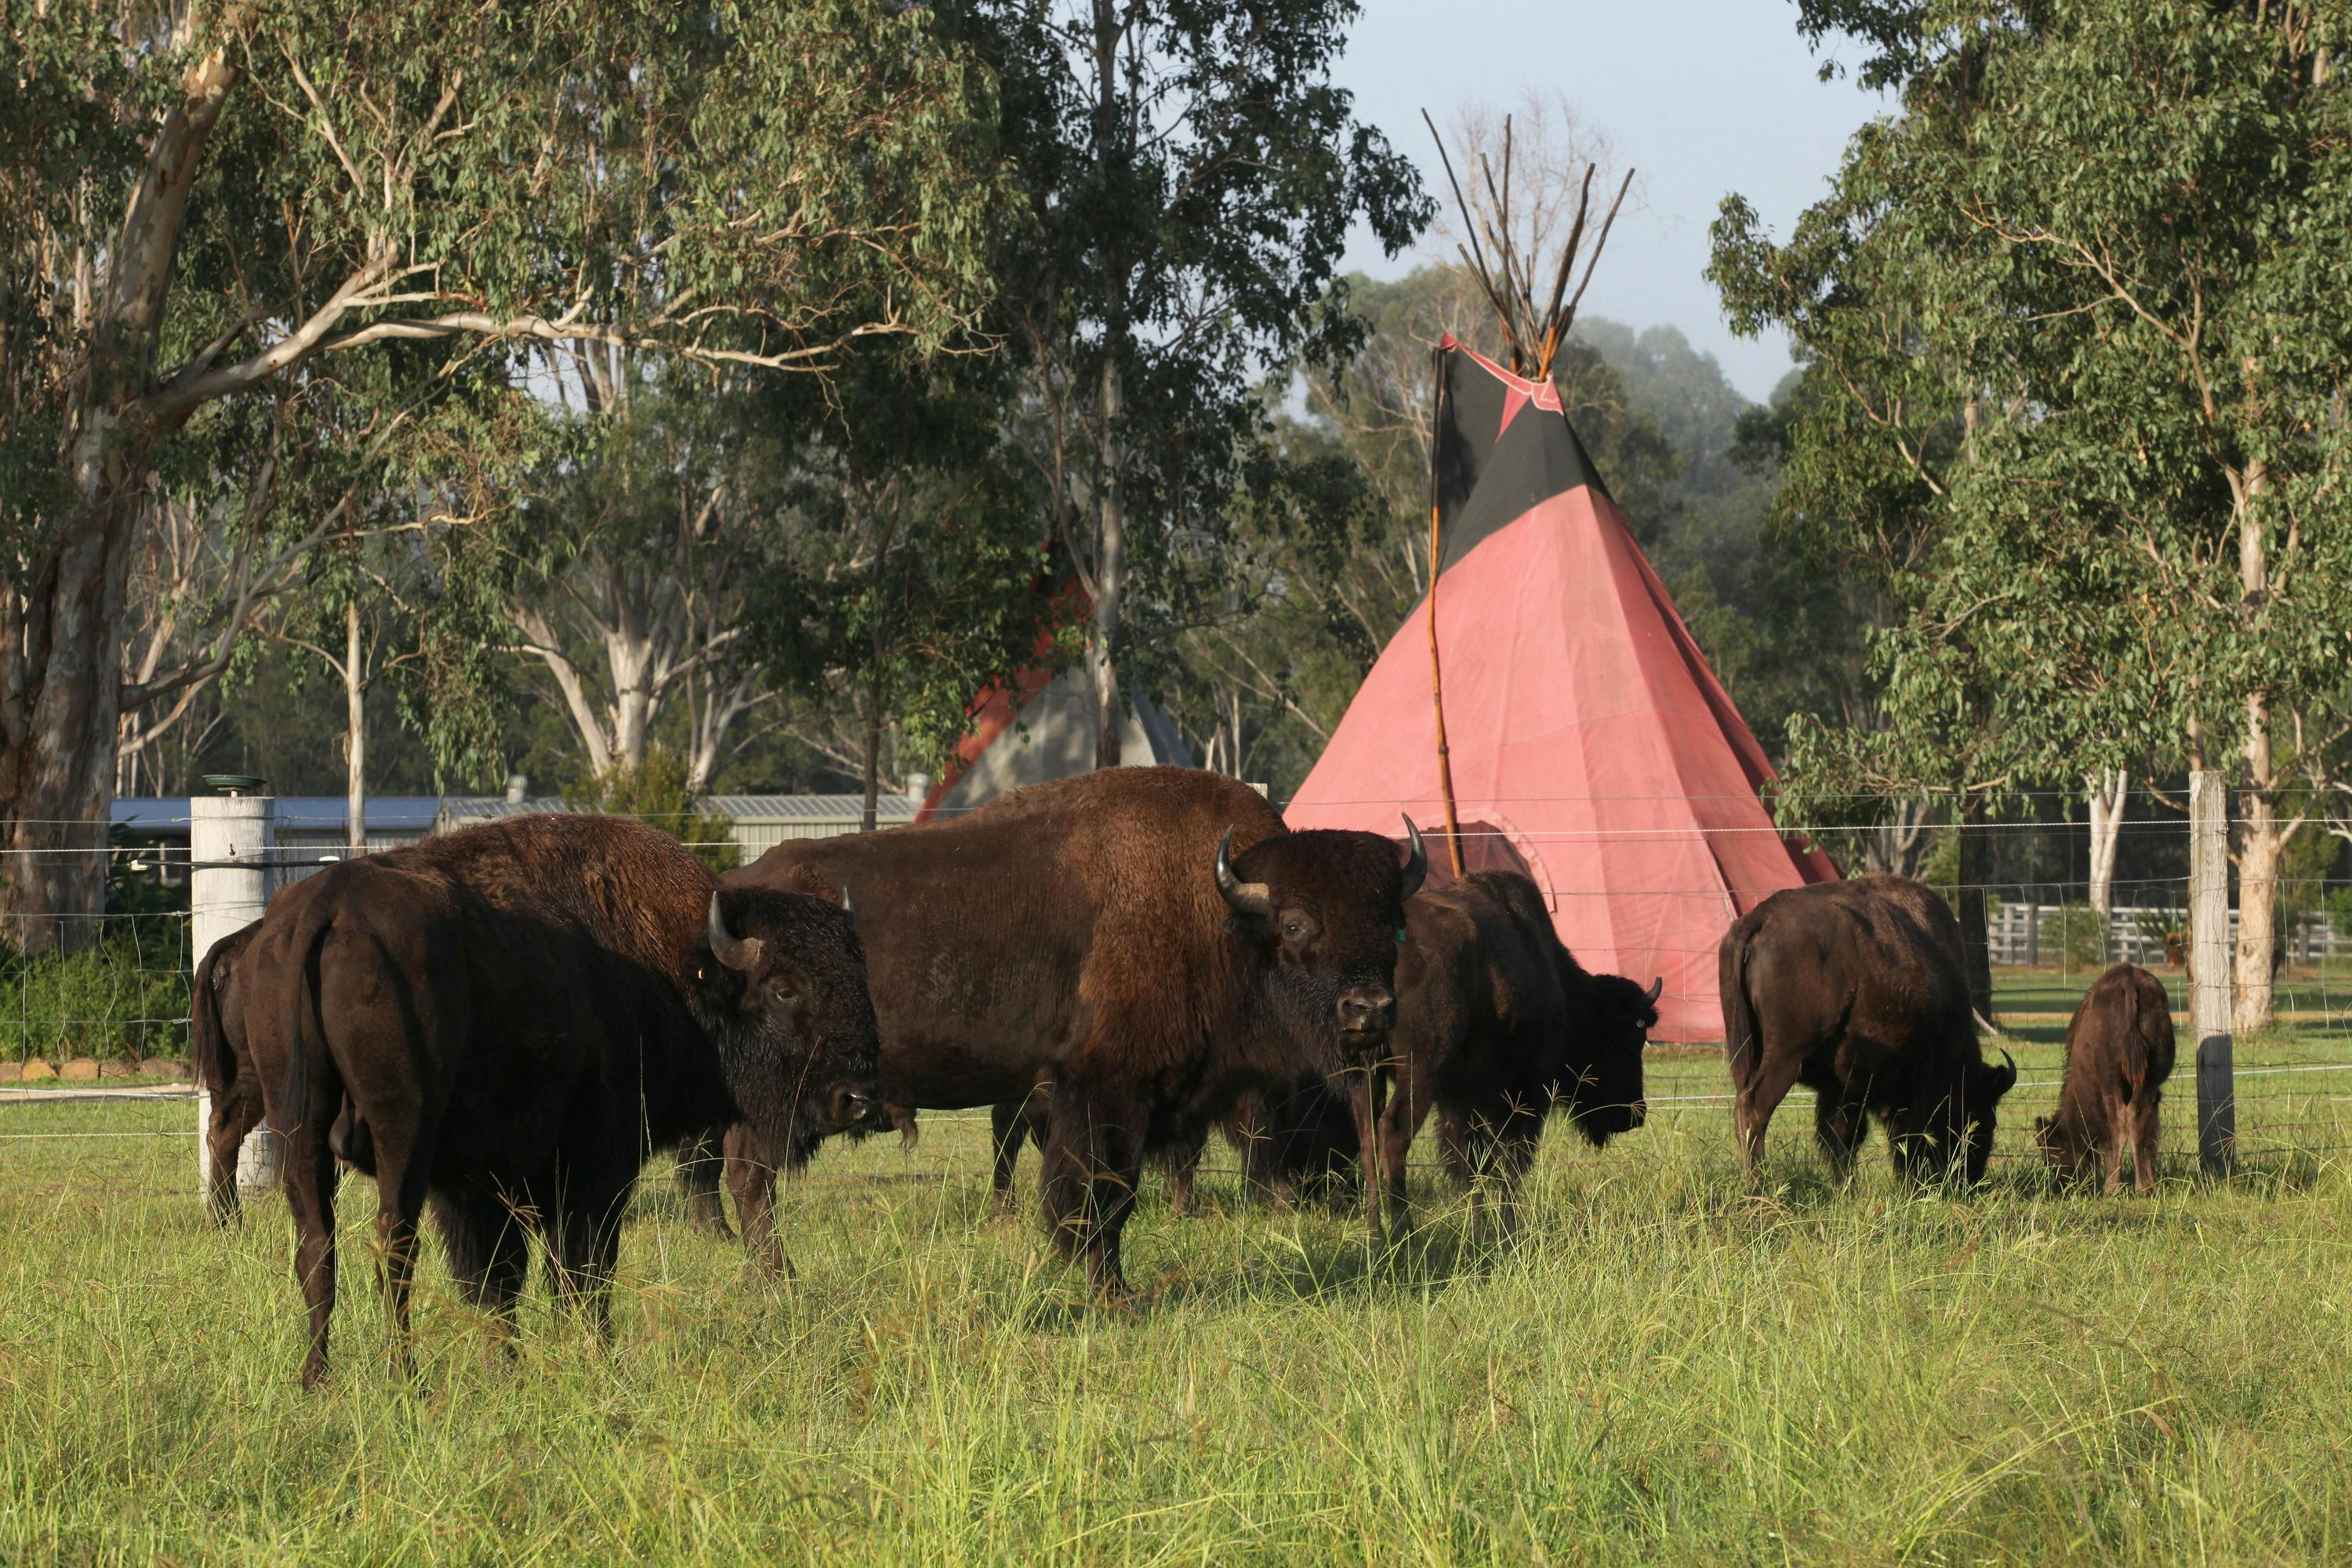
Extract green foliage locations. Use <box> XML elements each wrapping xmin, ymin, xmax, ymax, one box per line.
<box><xmin>0</xmin><ymin>917</ymin><xmax>190</xmax><ymax>1063</ymax></box>
<box><xmin>1712</xmin><ymin>3</ymin><xmax>2352</xmax><ymax>815</ymax></box>
<box><xmin>564</xmin><ymin>748</ymin><xmax>738</xmax><ymax>876</ymax></box>
<box><xmin>2043</xmin><ymin>902</ymin><xmax>2112</xmax><ymax>971</ymax></box>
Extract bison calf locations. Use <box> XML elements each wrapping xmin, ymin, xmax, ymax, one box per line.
<box><xmin>2035</xmin><ymin>963</ymin><xmax>2176</xmax><ymax>1194</ymax></box>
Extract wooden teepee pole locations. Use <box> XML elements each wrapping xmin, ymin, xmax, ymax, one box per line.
<box><xmin>1426</xmin><ymin>343</ymin><xmax>1465</xmax><ymax>879</ymax></box>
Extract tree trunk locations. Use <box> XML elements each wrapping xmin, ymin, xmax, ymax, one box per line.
<box><xmin>861</xmin><ymin>639</ymin><xmax>884</xmax><ymax>833</ymax></box>
<box><xmin>2232</xmin><ymin>460</ymin><xmax>2279</xmax><ymax>1033</ymax></box>
<box><xmin>1955</xmin><ymin>795</ymin><xmax>1995</xmax><ymax>1023</ymax></box>
<box><xmin>1089</xmin><ymin>0</ymin><xmax>1126</xmax><ymax>773</ymax></box>
<box><xmin>1864</xmin><ymin>797</ymin><xmax>1931</xmax><ymax>879</ymax></box>
<box><xmin>344</xmin><ymin>601</ymin><xmax>367</xmax><ymax>853</ymax></box>
<box><xmin>0</xmin><ymin>20</ymin><xmax>249</xmax><ymax>953</ymax></box>
<box><xmin>1091</xmin><ymin>356</ymin><xmax>1126</xmax><ymax>770</ymax></box>
<box><xmin>2234</xmin><ymin>699</ymin><xmax>2283</xmax><ymax>1034</ymax></box>
<box><xmin>2085</xmin><ymin>767</ymin><xmax>2125</xmax><ymax>916</ymax></box>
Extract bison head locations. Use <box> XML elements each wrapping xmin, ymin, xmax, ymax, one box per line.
<box><xmin>1564</xmin><ymin>973</ymin><xmax>1661</xmax><ymax>1146</ymax></box>
<box><xmin>702</xmin><ymin>889</ymin><xmax>888</xmax><ymax>1168</ymax></box>
<box><xmin>1899</xmin><ymin>1049</ymin><xmax>2017</xmax><ymax>1184</ymax></box>
<box><xmin>2032</xmin><ymin>1111</ymin><xmax>2092</xmax><ymax>1181</ymax></box>
<box><xmin>1216</xmin><ymin>818</ymin><xmax>1426</xmax><ymax>1061</ymax></box>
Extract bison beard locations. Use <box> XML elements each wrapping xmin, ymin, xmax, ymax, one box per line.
<box><xmin>720</xmin><ymin>766</ymin><xmax>1424</xmax><ymax>1293</ymax></box>
<box><xmin>2035</xmin><ymin>963</ymin><xmax>2176</xmax><ymax>1194</ymax></box>
<box><xmin>1719</xmin><ymin>875</ymin><xmax>2017</xmax><ymax>1183</ymax></box>
<box><xmin>241</xmin><ymin>814</ymin><xmax>884</xmax><ymax>1387</ymax></box>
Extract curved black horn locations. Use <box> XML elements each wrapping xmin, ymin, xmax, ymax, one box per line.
<box><xmin>1398</xmin><ymin>815</ymin><xmax>1428</xmax><ymax>898</ymax></box>
<box><xmin>1991</xmin><ymin>1049</ymin><xmax>2018</xmax><ymax>1094</ymax></box>
<box><xmin>707</xmin><ymin>891</ymin><xmax>763</xmax><ymax>971</ymax></box>
<box><xmin>1213</xmin><ymin>827</ymin><xmax>1273</xmax><ymax>917</ymax></box>
<box><xmin>1643</xmin><ymin>975</ymin><xmax>1664</xmax><ymax>1004</ymax></box>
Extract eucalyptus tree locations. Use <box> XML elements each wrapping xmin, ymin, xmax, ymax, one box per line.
<box><xmin>0</xmin><ymin>0</ymin><xmax>1004</xmax><ymax>947</ymax></box>
<box><xmin>1713</xmin><ymin>0</ymin><xmax>2352</xmax><ymax>1025</ymax></box>
<box><xmin>958</xmin><ymin>0</ymin><xmax>1429</xmax><ymax>768</ymax></box>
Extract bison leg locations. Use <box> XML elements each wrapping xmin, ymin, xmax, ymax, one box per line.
<box><xmin>1813</xmin><ymin>1093</ymin><xmax>1868</xmax><ymax>1181</ymax></box>
<box><xmin>1732</xmin><ymin>1051</ymin><xmax>1802</xmax><ymax>1179</ymax></box>
<box><xmin>435</xmin><ymin>1190</ymin><xmax>529</xmax><ymax>1346</ymax></box>
<box><xmin>1041</xmin><ymin>1085</ymin><xmax>1141</xmax><ymax>1295</ymax></box>
<box><xmin>278</xmin><ymin>1116</ymin><xmax>339</xmax><ymax>1390</ymax></box>
<box><xmin>2103</xmin><ymin>1100</ymin><xmax>2134</xmax><ymax>1196</ymax></box>
<box><xmin>367</xmin><ymin>1138</ymin><xmax>433</xmax><ymax>1382</ymax></box>
<box><xmin>2133</xmin><ymin>1094</ymin><xmax>2161</xmax><ymax>1195</ymax></box>
<box><xmin>1341</xmin><ymin>1066</ymin><xmax>1389</xmax><ymax>1250</ymax></box>
<box><xmin>1376</xmin><ymin>1055</ymin><xmax>1435</xmax><ymax>1241</ymax></box>
<box><xmin>1160</xmin><ymin>1132</ymin><xmax>1203</xmax><ymax>1218</ymax></box>
<box><xmin>988</xmin><ymin>1101</ymin><xmax>1030</xmax><ymax>1218</ymax></box>
<box><xmin>546</xmin><ymin>1188</ymin><xmax>626</xmax><ymax>1341</ymax></box>
<box><xmin>674</xmin><ymin>1132</ymin><xmax>735</xmax><ymax>1240</ymax></box>
<box><xmin>722</xmin><ymin>1123</ymin><xmax>787</xmax><ymax>1277</ymax></box>
<box><xmin>204</xmin><ymin>1082</ymin><xmax>264</xmax><ymax>1226</ymax></box>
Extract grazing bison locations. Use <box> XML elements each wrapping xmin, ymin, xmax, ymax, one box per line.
<box><xmin>1221</xmin><ymin>870</ymin><xmax>1656</xmax><ymax>1232</ymax></box>
<box><xmin>720</xmin><ymin>766</ymin><xmax>1425</xmax><ymax>1291</ymax></box>
<box><xmin>243</xmin><ymin>813</ymin><xmax>884</xmax><ymax>1387</ymax></box>
<box><xmin>1719</xmin><ymin>875</ymin><xmax>2016</xmax><ymax>1182</ymax></box>
<box><xmin>2035</xmin><ymin>963</ymin><xmax>2176</xmax><ymax>1193</ymax></box>
<box><xmin>191</xmin><ymin>918</ymin><xmax>266</xmax><ymax>1224</ymax></box>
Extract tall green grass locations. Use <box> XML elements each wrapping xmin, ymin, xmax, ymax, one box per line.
<box><xmin>2</xmin><ymin>1041</ymin><xmax>2349</xmax><ymax>1566</ymax></box>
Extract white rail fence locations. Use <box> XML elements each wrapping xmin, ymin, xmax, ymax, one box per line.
<box><xmin>1987</xmin><ymin>902</ymin><xmax>2352</xmax><ymax>969</ymax></box>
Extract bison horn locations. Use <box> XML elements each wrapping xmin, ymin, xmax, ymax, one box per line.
<box><xmin>1213</xmin><ymin>827</ymin><xmax>1274</xmax><ymax>917</ymax></box>
<box><xmin>840</xmin><ymin>886</ymin><xmax>856</xmax><ymax>930</ymax></box>
<box><xmin>707</xmin><ymin>892</ymin><xmax>764</xmax><ymax>971</ymax></box>
<box><xmin>1991</xmin><ymin>1049</ymin><xmax>2018</xmax><ymax>1095</ymax></box>
<box><xmin>1643</xmin><ymin>975</ymin><xmax>1664</xmax><ymax>1004</ymax></box>
<box><xmin>1399</xmin><ymin>815</ymin><xmax>1428</xmax><ymax>898</ymax></box>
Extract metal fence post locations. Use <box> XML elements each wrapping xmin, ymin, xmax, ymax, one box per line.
<box><xmin>191</xmin><ymin>791</ymin><xmax>279</xmax><ymax>1200</ymax></box>
<box><xmin>2189</xmin><ymin>769</ymin><xmax>2235</xmax><ymax>1174</ymax></box>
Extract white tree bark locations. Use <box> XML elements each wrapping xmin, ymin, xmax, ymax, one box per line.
<box><xmin>2085</xmin><ymin>766</ymin><xmax>2126</xmax><ymax>916</ymax></box>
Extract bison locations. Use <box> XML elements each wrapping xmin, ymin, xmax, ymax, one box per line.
<box><xmin>1214</xmin><ymin>870</ymin><xmax>1655</xmax><ymax>1231</ymax></box>
<box><xmin>718</xmin><ymin>766</ymin><xmax>1425</xmax><ymax>1291</ymax></box>
<box><xmin>2034</xmin><ymin>963</ymin><xmax>2176</xmax><ymax>1193</ymax></box>
<box><xmin>1719</xmin><ymin>874</ymin><xmax>2016</xmax><ymax>1183</ymax></box>
<box><xmin>241</xmin><ymin>813</ymin><xmax>884</xmax><ymax>1387</ymax></box>
<box><xmin>191</xmin><ymin>917</ymin><xmax>267</xmax><ymax>1224</ymax></box>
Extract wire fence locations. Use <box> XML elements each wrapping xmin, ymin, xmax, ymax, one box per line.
<box><xmin>6</xmin><ymin>793</ymin><xmax>2352</xmax><ymax>1184</ymax></box>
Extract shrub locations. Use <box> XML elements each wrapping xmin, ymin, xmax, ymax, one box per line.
<box><xmin>0</xmin><ymin>914</ymin><xmax>192</xmax><ymax>1063</ymax></box>
<box><xmin>2043</xmin><ymin>902</ymin><xmax>2111</xmax><ymax>969</ymax></box>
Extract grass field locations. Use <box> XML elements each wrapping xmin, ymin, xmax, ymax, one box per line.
<box><xmin>5</xmin><ymin>993</ymin><xmax>2351</xmax><ymax>1565</ymax></box>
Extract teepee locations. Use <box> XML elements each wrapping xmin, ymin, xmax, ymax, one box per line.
<box><xmin>1284</xmin><ymin>118</ymin><xmax>1834</xmax><ymax>1043</ymax></box>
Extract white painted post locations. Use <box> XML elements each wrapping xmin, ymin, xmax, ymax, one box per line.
<box><xmin>2188</xmin><ymin>770</ymin><xmax>2235</xmax><ymax>1174</ymax></box>
<box><xmin>192</xmin><ymin>791</ymin><xmax>280</xmax><ymax>1200</ymax></box>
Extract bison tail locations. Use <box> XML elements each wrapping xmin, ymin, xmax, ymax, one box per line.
<box><xmin>1719</xmin><ymin>921</ymin><xmax>1759</xmax><ymax>1076</ymax></box>
<box><xmin>190</xmin><ymin>942</ymin><xmax>235</xmax><ymax>1096</ymax></box>
<box><xmin>269</xmin><ymin>906</ymin><xmax>341</xmax><ymax>1145</ymax></box>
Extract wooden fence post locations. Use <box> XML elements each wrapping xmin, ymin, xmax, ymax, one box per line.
<box><xmin>2189</xmin><ymin>769</ymin><xmax>2235</xmax><ymax>1174</ymax></box>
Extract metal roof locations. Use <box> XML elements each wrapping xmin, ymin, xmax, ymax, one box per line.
<box><xmin>437</xmin><ymin>793</ymin><xmax>914</xmax><ymax>824</ymax></box>
<box><xmin>702</xmin><ymin>794</ymin><xmax>915</xmax><ymax>822</ymax></box>
<box><xmin>113</xmin><ymin>797</ymin><xmax>445</xmax><ymax>833</ymax></box>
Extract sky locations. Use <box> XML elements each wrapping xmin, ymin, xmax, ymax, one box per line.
<box><xmin>1330</xmin><ymin>2</ymin><xmax>1889</xmax><ymax>402</ymax></box>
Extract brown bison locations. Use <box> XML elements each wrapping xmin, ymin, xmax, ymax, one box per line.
<box><xmin>243</xmin><ymin>813</ymin><xmax>884</xmax><ymax>1387</ymax></box>
<box><xmin>1719</xmin><ymin>875</ymin><xmax>2016</xmax><ymax>1182</ymax></box>
<box><xmin>191</xmin><ymin>917</ymin><xmax>267</xmax><ymax>1224</ymax></box>
<box><xmin>2034</xmin><ymin>963</ymin><xmax>2176</xmax><ymax>1193</ymax></box>
<box><xmin>718</xmin><ymin>766</ymin><xmax>1425</xmax><ymax>1291</ymax></box>
<box><xmin>1210</xmin><ymin>870</ymin><xmax>1656</xmax><ymax>1231</ymax></box>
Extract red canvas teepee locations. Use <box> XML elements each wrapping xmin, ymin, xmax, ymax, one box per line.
<box><xmin>1285</xmin><ymin>336</ymin><xmax>1836</xmax><ymax>1043</ymax></box>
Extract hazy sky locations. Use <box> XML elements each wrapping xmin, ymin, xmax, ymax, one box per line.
<box><xmin>1331</xmin><ymin>2</ymin><xmax>1888</xmax><ymax>401</ymax></box>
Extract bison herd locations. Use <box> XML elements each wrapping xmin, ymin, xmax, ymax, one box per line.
<box><xmin>187</xmin><ymin>767</ymin><xmax>2176</xmax><ymax>1386</ymax></box>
